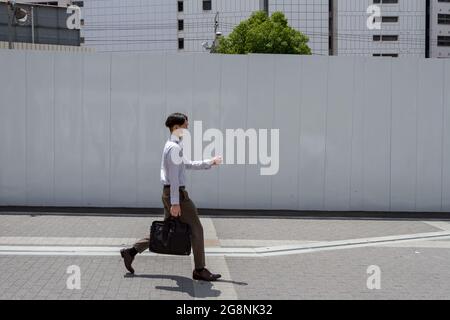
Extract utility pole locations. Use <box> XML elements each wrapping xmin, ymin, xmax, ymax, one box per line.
<box><xmin>31</xmin><ymin>6</ymin><xmax>35</xmax><ymax>44</ymax></box>
<box><xmin>210</xmin><ymin>11</ymin><xmax>220</xmax><ymax>53</ymax></box>
<box><xmin>7</xmin><ymin>1</ymin><xmax>13</xmax><ymax>49</ymax></box>
<box><xmin>214</xmin><ymin>11</ymin><xmax>219</xmax><ymax>35</ymax></box>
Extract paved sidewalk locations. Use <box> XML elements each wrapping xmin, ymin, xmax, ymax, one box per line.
<box><xmin>0</xmin><ymin>212</ymin><xmax>449</xmax><ymax>300</ymax></box>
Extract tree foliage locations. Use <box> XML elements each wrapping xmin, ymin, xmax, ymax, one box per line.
<box><xmin>215</xmin><ymin>11</ymin><xmax>311</xmax><ymax>55</ymax></box>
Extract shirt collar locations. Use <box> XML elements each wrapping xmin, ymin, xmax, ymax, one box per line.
<box><xmin>170</xmin><ymin>134</ymin><xmax>181</xmax><ymax>144</ymax></box>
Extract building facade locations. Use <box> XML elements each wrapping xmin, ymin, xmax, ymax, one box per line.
<box><xmin>177</xmin><ymin>0</ymin><xmax>262</xmax><ymax>52</ymax></box>
<box><xmin>430</xmin><ymin>0</ymin><xmax>450</xmax><ymax>58</ymax></box>
<box><xmin>334</xmin><ymin>0</ymin><xmax>426</xmax><ymax>57</ymax></box>
<box><xmin>76</xmin><ymin>0</ymin><xmax>262</xmax><ymax>53</ymax></box>
<box><xmin>79</xmin><ymin>0</ymin><xmax>329</xmax><ymax>55</ymax></box>
<box><xmin>0</xmin><ymin>0</ymin><xmax>83</xmax><ymax>48</ymax></box>
<box><xmin>29</xmin><ymin>0</ymin><xmax>448</xmax><ymax>58</ymax></box>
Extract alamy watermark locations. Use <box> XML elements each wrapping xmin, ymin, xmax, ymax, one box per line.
<box><xmin>66</xmin><ymin>265</ymin><xmax>81</xmax><ymax>290</ymax></box>
<box><xmin>366</xmin><ymin>265</ymin><xmax>381</xmax><ymax>290</ymax></box>
<box><xmin>171</xmin><ymin>121</ymin><xmax>280</xmax><ymax>176</ymax></box>
<box><xmin>367</xmin><ymin>5</ymin><xmax>382</xmax><ymax>30</ymax></box>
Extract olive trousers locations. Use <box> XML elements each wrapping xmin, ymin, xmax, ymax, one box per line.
<box><xmin>133</xmin><ymin>187</ymin><xmax>205</xmax><ymax>269</ymax></box>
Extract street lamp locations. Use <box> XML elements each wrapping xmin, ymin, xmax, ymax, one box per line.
<box><xmin>7</xmin><ymin>0</ymin><xmax>29</xmax><ymax>49</ymax></box>
<box><xmin>201</xmin><ymin>11</ymin><xmax>222</xmax><ymax>53</ymax></box>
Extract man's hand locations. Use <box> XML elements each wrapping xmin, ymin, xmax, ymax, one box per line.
<box><xmin>211</xmin><ymin>156</ymin><xmax>222</xmax><ymax>166</ymax></box>
<box><xmin>170</xmin><ymin>204</ymin><xmax>181</xmax><ymax>217</ymax></box>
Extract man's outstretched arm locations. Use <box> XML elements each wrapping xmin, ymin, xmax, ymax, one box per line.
<box><xmin>185</xmin><ymin>156</ymin><xmax>222</xmax><ymax>170</ymax></box>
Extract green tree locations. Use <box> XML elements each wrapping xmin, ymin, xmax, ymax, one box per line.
<box><xmin>214</xmin><ymin>11</ymin><xmax>311</xmax><ymax>55</ymax></box>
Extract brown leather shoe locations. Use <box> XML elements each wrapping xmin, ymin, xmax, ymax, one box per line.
<box><xmin>120</xmin><ymin>248</ymin><xmax>135</xmax><ymax>274</ymax></box>
<box><xmin>193</xmin><ymin>268</ymin><xmax>221</xmax><ymax>281</ymax></box>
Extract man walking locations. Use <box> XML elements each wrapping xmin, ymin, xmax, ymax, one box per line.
<box><xmin>120</xmin><ymin>113</ymin><xmax>223</xmax><ymax>281</ymax></box>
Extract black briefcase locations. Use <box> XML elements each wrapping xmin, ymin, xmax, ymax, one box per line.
<box><xmin>149</xmin><ymin>217</ymin><xmax>192</xmax><ymax>256</ymax></box>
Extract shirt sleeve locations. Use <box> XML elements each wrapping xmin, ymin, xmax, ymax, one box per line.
<box><xmin>167</xmin><ymin>146</ymin><xmax>182</xmax><ymax>205</ymax></box>
<box><xmin>184</xmin><ymin>158</ymin><xmax>214</xmax><ymax>170</ymax></box>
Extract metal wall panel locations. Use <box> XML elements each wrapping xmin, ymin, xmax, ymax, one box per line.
<box><xmin>349</xmin><ymin>57</ymin><xmax>365</xmax><ymax>210</ymax></box>
<box><xmin>324</xmin><ymin>57</ymin><xmax>354</xmax><ymax>211</ymax></box>
<box><xmin>82</xmin><ymin>53</ymin><xmax>110</xmax><ymax>206</ymax></box>
<box><xmin>109</xmin><ymin>53</ymin><xmax>139</xmax><ymax>207</ymax></box>
<box><xmin>190</xmin><ymin>53</ymin><xmax>221</xmax><ymax>209</ymax></box>
<box><xmin>245</xmin><ymin>54</ymin><xmax>275</xmax><ymax>209</ymax></box>
<box><xmin>137</xmin><ymin>53</ymin><xmax>167</xmax><ymax>208</ymax></box>
<box><xmin>0</xmin><ymin>50</ymin><xmax>26</xmax><ymax>205</ymax></box>
<box><xmin>218</xmin><ymin>55</ymin><xmax>247</xmax><ymax>209</ymax></box>
<box><xmin>362</xmin><ymin>59</ymin><xmax>391</xmax><ymax>211</ymax></box>
<box><xmin>1</xmin><ymin>51</ymin><xmax>449</xmax><ymax>213</ymax></box>
<box><xmin>443</xmin><ymin>60</ymin><xmax>450</xmax><ymax>211</ymax></box>
<box><xmin>25</xmin><ymin>51</ymin><xmax>54</xmax><ymax>205</ymax></box>
<box><xmin>416</xmin><ymin>59</ymin><xmax>445</xmax><ymax>212</ymax></box>
<box><xmin>390</xmin><ymin>58</ymin><xmax>419</xmax><ymax>211</ymax></box>
<box><xmin>272</xmin><ymin>55</ymin><xmax>301</xmax><ymax>210</ymax></box>
<box><xmin>165</xmin><ymin>53</ymin><xmax>195</xmax><ymax>191</ymax></box>
<box><xmin>53</xmin><ymin>52</ymin><xmax>83</xmax><ymax>206</ymax></box>
<box><xmin>298</xmin><ymin>56</ymin><xmax>328</xmax><ymax>210</ymax></box>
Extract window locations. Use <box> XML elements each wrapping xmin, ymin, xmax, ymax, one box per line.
<box><xmin>437</xmin><ymin>36</ymin><xmax>450</xmax><ymax>47</ymax></box>
<box><xmin>203</xmin><ymin>0</ymin><xmax>212</xmax><ymax>11</ymax></box>
<box><xmin>178</xmin><ymin>1</ymin><xmax>183</xmax><ymax>12</ymax></box>
<box><xmin>382</xmin><ymin>16</ymin><xmax>398</xmax><ymax>23</ymax></box>
<box><xmin>382</xmin><ymin>35</ymin><xmax>398</xmax><ymax>41</ymax></box>
<box><xmin>178</xmin><ymin>38</ymin><xmax>184</xmax><ymax>50</ymax></box>
<box><xmin>373</xmin><ymin>53</ymin><xmax>399</xmax><ymax>57</ymax></box>
<box><xmin>373</xmin><ymin>35</ymin><xmax>398</xmax><ymax>41</ymax></box>
<box><xmin>438</xmin><ymin>14</ymin><xmax>450</xmax><ymax>25</ymax></box>
<box><xmin>178</xmin><ymin>20</ymin><xmax>184</xmax><ymax>31</ymax></box>
<box><xmin>373</xmin><ymin>0</ymin><xmax>398</xmax><ymax>3</ymax></box>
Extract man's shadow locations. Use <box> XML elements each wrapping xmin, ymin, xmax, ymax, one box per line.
<box><xmin>124</xmin><ymin>273</ymin><xmax>248</xmax><ymax>298</ymax></box>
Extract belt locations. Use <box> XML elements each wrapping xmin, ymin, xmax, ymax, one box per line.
<box><xmin>163</xmin><ymin>185</ymin><xmax>185</xmax><ymax>189</ymax></box>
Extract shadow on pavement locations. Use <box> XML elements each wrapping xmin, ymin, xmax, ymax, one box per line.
<box><xmin>123</xmin><ymin>273</ymin><xmax>247</xmax><ymax>298</ymax></box>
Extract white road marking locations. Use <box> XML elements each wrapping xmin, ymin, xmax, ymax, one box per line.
<box><xmin>0</xmin><ymin>237</ymin><xmax>316</xmax><ymax>248</ymax></box>
<box><xmin>0</xmin><ymin>237</ymin><xmax>139</xmax><ymax>246</ymax></box>
<box><xmin>379</xmin><ymin>241</ymin><xmax>450</xmax><ymax>248</ymax></box>
<box><xmin>1</xmin><ymin>231</ymin><xmax>450</xmax><ymax>257</ymax></box>
<box><xmin>422</xmin><ymin>221</ymin><xmax>450</xmax><ymax>231</ymax></box>
<box><xmin>220</xmin><ymin>239</ymin><xmax>317</xmax><ymax>247</ymax></box>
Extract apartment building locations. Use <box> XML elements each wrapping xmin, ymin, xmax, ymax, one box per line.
<box><xmin>176</xmin><ymin>0</ymin><xmax>262</xmax><ymax>52</ymax></box>
<box><xmin>333</xmin><ymin>0</ymin><xmax>426</xmax><ymax>57</ymax></box>
<box><xmin>430</xmin><ymin>0</ymin><xmax>450</xmax><ymax>58</ymax></box>
<box><xmin>27</xmin><ymin>0</ymin><xmax>448</xmax><ymax>58</ymax></box>
<box><xmin>75</xmin><ymin>0</ymin><xmax>262</xmax><ymax>53</ymax></box>
<box><xmin>77</xmin><ymin>0</ymin><xmax>330</xmax><ymax>55</ymax></box>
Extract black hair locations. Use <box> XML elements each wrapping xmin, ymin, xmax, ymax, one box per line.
<box><xmin>165</xmin><ymin>113</ymin><xmax>188</xmax><ymax>131</ymax></box>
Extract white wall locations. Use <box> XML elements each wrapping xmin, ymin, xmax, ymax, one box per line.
<box><xmin>1</xmin><ymin>50</ymin><xmax>449</xmax><ymax>212</ymax></box>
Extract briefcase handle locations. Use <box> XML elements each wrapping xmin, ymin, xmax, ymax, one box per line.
<box><xmin>161</xmin><ymin>217</ymin><xmax>179</xmax><ymax>244</ymax></box>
